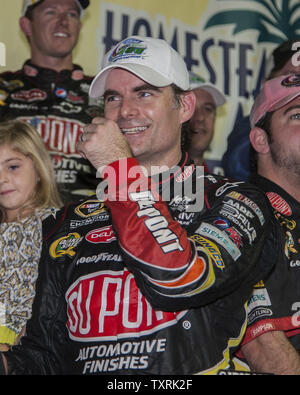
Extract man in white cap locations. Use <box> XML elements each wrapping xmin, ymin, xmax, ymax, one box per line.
<box><xmin>0</xmin><ymin>0</ymin><xmax>102</xmax><ymax>204</ymax></box>
<box><xmin>0</xmin><ymin>36</ymin><xmax>275</xmax><ymax>375</ymax></box>
<box><xmin>235</xmin><ymin>74</ymin><xmax>300</xmax><ymax>375</ymax></box>
<box><xmin>183</xmin><ymin>72</ymin><xmax>226</xmax><ymax>172</ymax></box>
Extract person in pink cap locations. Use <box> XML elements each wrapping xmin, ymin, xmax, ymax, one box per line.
<box><xmin>222</xmin><ymin>40</ymin><xmax>300</xmax><ymax>181</ymax></box>
<box><xmin>236</xmin><ymin>74</ymin><xmax>300</xmax><ymax>375</ymax></box>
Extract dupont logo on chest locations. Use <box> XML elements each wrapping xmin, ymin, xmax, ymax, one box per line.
<box><xmin>66</xmin><ymin>270</ymin><xmax>187</xmax><ymax>341</ymax></box>
<box><xmin>266</xmin><ymin>192</ymin><xmax>292</xmax><ymax>216</ymax></box>
<box><xmin>85</xmin><ymin>226</ymin><xmax>116</xmax><ymax>243</ymax></box>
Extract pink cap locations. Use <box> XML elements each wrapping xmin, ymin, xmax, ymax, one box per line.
<box><xmin>250</xmin><ymin>74</ymin><xmax>300</xmax><ymax>128</ymax></box>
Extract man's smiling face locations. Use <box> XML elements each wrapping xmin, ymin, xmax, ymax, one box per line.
<box><xmin>26</xmin><ymin>0</ymin><xmax>82</xmax><ymax>59</ymax></box>
<box><xmin>103</xmin><ymin>68</ymin><xmax>188</xmax><ymax>169</ymax></box>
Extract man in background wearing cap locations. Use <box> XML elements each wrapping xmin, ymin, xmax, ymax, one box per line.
<box><xmin>222</xmin><ymin>39</ymin><xmax>300</xmax><ymax>181</ymax></box>
<box><xmin>235</xmin><ymin>74</ymin><xmax>300</xmax><ymax>374</ymax></box>
<box><xmin>183</xmin><ymin>72</ymin><xmax>226</xmax><ymax>172</ymax></box>
<box><xmin>0</xmin><ymin>0</ymin><xmax>102</xmax><ymax>203</ymax></box>
<box><xmin>0</xmin><ymin>36</ymin><xmax>275</xmax><ymax>375</ymax></box>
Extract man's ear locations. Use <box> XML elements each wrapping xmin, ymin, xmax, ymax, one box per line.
<box><xmin>179</xmin><ymin>91</ymin><xmax>196</xmax><ymax>124</ymax></box>
<box><xmin>249</xmin><ymin>127</ymin><xmax>270</xmax><ymax>154</ymax></box>
<box><xmin>19</xmin><ymin>16</ymin><xmax>32</xmax><ymax>37</ymax></box>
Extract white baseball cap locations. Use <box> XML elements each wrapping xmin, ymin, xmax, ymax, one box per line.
<box><xmin>189</xmin><ymin>72</ymin><xmax>226</xmax><ymax>107</ymax></box>
<box><xmin>89</xmin><ymin>36</ymin><xmax>190</xmax><ymax>98</ymax></box>
<box><xmin>22</xmin><ymin>0</ymin><xmax>89</xmax><ymax>18</ymax></box>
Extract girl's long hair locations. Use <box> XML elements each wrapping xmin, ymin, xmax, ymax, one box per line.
<box><xmin>0</xmin><ymin>120</ymin><xmax>62</xmax><ymax>221</ymax></box>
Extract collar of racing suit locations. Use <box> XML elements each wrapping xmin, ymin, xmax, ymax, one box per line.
<box><xmin>250</xmin><ymin>174</ymin><xmax>300</xmax><ymax>219</ymax></box>
<box><xmin>146</xmin><ymin>151</ymin><xmax>207</xmax><ymax>213</ymax></box>
<box><xmin>148</xmin><ymin>150</ymin><xmax>194</xmax><ymax>189</ymax></box>
<box><xmin>22</xmin><ymin>60</ymin><xmax>86</xmax><ymax>84</ymax></box>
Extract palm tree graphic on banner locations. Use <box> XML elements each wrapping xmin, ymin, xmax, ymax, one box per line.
<box><xmin>205</xmin><ymin>0</ymin><xmax>300</xmax><ymax>44</ymax></box>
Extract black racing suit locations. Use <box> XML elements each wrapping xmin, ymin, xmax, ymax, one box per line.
<box><xmin>1</xmin><ymin>155</ymin><xmax>277</xmax><ymax>375</ymax></box>
<box><xmin>0</xmin><ymin>60</ymin><xmax>103</xmax><ymax>203</ymax></box>
<box><xmin>239</xmin><ymin>175</ymin><xmax>300</xmax><ymax>354</ymax></box>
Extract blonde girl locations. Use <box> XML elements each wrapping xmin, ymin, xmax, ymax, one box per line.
<box><xmin>0</xmin><ymin>120</ymin><xmax>62</xmax><ymax>350</ymax></box>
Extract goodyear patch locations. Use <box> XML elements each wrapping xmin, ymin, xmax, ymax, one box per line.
<box><xmin>50</xmin><ymin>233</ymin><xmax>83</xmax><ymax>258</ymax></box>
